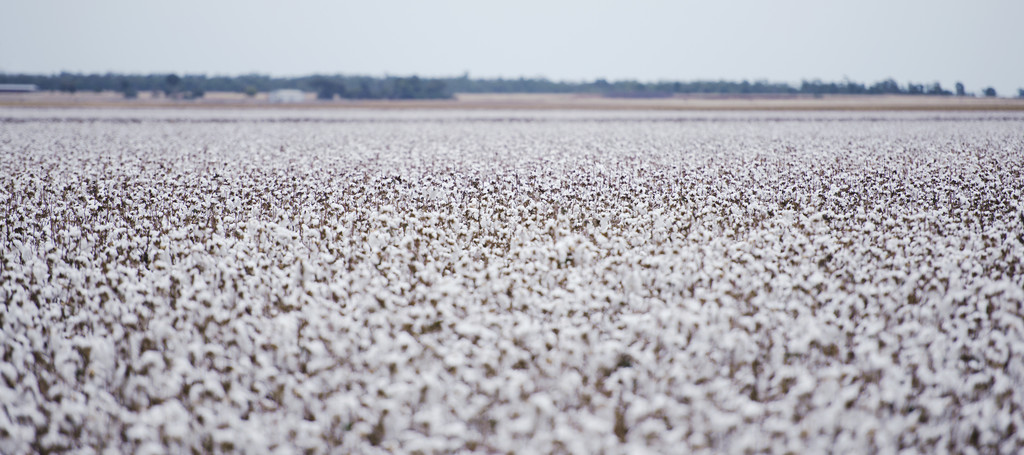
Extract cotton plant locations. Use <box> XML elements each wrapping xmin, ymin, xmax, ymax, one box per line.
<box><xmin>1</xmin><ymin>109</ymin><xmax>1023</xmax><ymax>454</ymax></box>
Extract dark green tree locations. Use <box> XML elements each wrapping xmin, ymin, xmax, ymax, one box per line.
<box><xmin>58</xmin><ymin>77</ymin><xmax>77</xmax><ymax>93</ymax></box>
<box><xmin>955</xmin><ymin>82</ymin><xmax>965</xmax><ymax>96</ymax></box>
<box><xmin>926</xmin><ymin>82</ymin><xmax>950</xmax><ymax>95</ymax></box>
<box><xmin>311</xmin><ymin>77</ymin><xmax>340</xmax><ymax>100</ymax></box>
<box><xmin>983</xmin><ymin>87</ymin><xmax>997</xmax><ymax>97</ymax></box>
<box><xmin>164</xmin><ymin>74</ymin><xmax>181</xmax><ymax>96</ymax></box>
<box><xmin>867</xmin><ymin>79</ymin><xmax>902</xmax><ymax>94</ymax></box>
<box><xmin>119</xmin><ymin>79</ymin><xmax>137</xmax><ymax>99</ymax></box>
<box><xmin>356</xmin><ymin>80</ymin><xmax>372</xmax><ymax>98</ymax></box>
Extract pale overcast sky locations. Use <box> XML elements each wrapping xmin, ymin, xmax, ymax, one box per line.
<box><xmin>2</xmin><ymin>0</ymin><xmax>1021</xmax><ymax>95</ymax></box>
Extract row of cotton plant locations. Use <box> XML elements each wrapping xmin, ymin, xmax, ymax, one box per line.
<box><xmin>2</xmin><ymin>110</ymin><xmax>1023</xmax><ymax>454</ymax></box>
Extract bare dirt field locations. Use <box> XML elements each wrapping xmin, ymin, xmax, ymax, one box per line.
<box><xmin>2</xmin><ymin>91</ymin><xmax>1024</xmax><ymax>111</ymax></box>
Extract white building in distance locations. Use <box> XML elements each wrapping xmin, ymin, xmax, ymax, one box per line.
<box><xmin>0</xmin><ymin>84</ymin><xmax>38</xmax><ymax>93</ymax></box>
<box><xmin>267</xmin><ymin>89</ymin><xmax>306</xmax><ymax>103</ymax></box>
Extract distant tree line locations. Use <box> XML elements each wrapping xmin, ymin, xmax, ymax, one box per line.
<box><xmin>798</xmin><ymin>79</ymin><xmax>956</xmax><ymax>95</ymax></box>
<box><xmin>307</xmin><ymin>75</ymin><xmax>448</xmax><ymax>100</ymax></box>
<box><xmin>0</xmin><ymin>73</ymin><xmax>453</xmax><ymax>100</ymax></box>
<box><xmin>0</xmin><ymin>72</ymin><xmax>1016</xmax><ymax>99</ymax></box>
<box><xmin>444</xmin><ymin>76</ymin><xmax>798</xmax><ymax>97</ymax></box>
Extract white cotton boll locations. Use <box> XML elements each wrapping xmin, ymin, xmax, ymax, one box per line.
<box><xmin>125</xmin><ymin>423</ymin><xmax>157</xmax><ymax>443</ymax></box>
<box><xmin>0</xmin><ymin>410</ymin><xmax>31</xmax><ymax>453</ymax></box>
<box><xmin>87</xmin><ymin>337</ymin><xmax>117</xmax><ymax>383</ymax></box>
<box><xmin>530</xmin><ymin>393</ymin><xmax>557</xmax><ymax>416</ymax></box>
<box><xmin>150</xmin><ymin>401</ymin><xmax>190</xmax><ymax>441</ymax></box>
<box><xmin>120</xmin><ymin>311</ymin><xmax>139</xmax><ymax>327</ymax></box>
<box><xmin>505</xmin><ymin>412</ymin><xmax>536</xmax><ymax>437</ymax></box>
<box><xmin>134</xmin><ymin>442</ymin><xmax>168</xmax><ymax>455</ymax></box>
<box><xmin>790</xmin><ymin>371</ymin><xmax>818</xmax><ymax>397</ymax></box>
<box><xmin>624</xmin><ymin>272</ymin><xmax>643</xmax><ymax>295</ymax></box>
<box><xmin>688</xmin><ymin>431</ymin><xmax>709</xmax><ymax>449</ymax></box>
<box><xmin>136</xmin><ymin>350</ymin><xmax>165</xmax><ymax>374</ymax></box>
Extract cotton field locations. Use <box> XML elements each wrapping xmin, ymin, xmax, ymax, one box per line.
<box><xmin>2</xmin><ymin>108</ymin><xmax>1023</xmax><ymax>454</ymax></box>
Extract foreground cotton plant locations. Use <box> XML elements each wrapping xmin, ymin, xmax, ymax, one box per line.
<box><xmin>1</xmin><ymin>109</ymin><xmax>1023</xmax><ymax>454</ymax></box>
